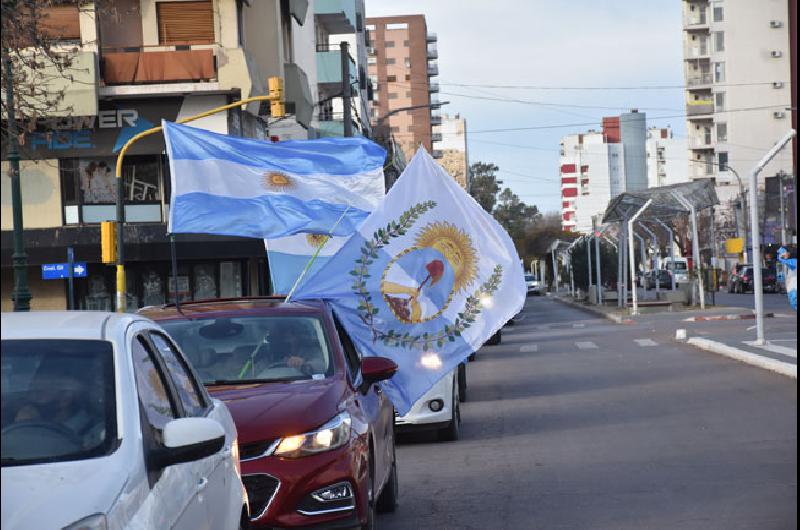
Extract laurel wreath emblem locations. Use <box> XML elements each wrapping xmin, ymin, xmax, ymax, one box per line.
<box><xmin>350</xmin><ymin>201</ymin><xmax>504</xmax><ymax>350</ymax></box>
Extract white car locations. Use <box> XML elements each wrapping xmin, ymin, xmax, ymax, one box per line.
<box><xmin>1</xmin><ymin>312</ymin><xmax>247</xmax><ymax>530</ymax></box>
<box><xmin>524</xmin><ymin>274</ymin><xmax>542</xmax><ymax>296</ymax></box>
<box><xmin>395</xmin><ymin>366</ymin><xmax>461</xmax><ymax>441</ymax></box>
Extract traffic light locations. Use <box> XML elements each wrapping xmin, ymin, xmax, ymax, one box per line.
<box><xmin>268</xmin><ymin>76</ymin><xmax>285</xmax><ymax>118</ymax></box>
<box><xmin>101</xmin><ymin>221</ymin><xmax>117</xmax><ymax>264</ymax></box>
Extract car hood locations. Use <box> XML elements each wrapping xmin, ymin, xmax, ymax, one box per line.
<box><xmin>210</xmin><ymin>377</ymin><xmax>348</xmax><ymax>443</ymax></box>
<box><xmin>1</xmin><ymin>455</ymin><xmax>126</xmax><ymax>529</ymax></box>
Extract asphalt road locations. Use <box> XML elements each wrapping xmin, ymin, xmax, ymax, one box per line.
<box><xmin>380</xmin><ymin>296</ymin><xmax>797</xmax><ymax>530</ymax></box>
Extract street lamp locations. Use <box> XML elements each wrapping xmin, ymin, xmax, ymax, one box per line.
<box><xmin>4</xmin><ymin>54</ymin><xmax>31</xmax><ymax>311</ymax></box>
<box><xmin>721</xmin><ymin>164</ymin><xmax>748</xmax><ymax>263</ymax></box>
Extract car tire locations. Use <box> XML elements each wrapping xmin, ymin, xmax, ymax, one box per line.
<box><xmin>486</xmin><ymin>330</ymin><xmax>501</xmax><ymax>346</ymax></box>
<box><xmin>376</xmin><ymin>442</ymin><xmax>398</xmax><ymax>513</ymax></box>
<box><xmin>438</xmin><ymin>380</ymin><xmax>461</xmax><ymax>442</ymax></box>
<box><xmin>457</xmin><ymin>363</ymin><xmax>467</xmax><ymax>403</ymax></box>
<box><xmin>361</xmin><ymin>457</ymin><xmax>376</xmax><ymax>530</ymax></box>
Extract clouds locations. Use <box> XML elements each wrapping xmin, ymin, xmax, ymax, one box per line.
<box><xmin>366</xmin><ymin>1</ymin><xmax>686</xmax><ymax>212</ymax></box>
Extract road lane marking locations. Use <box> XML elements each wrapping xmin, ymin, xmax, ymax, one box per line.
<box><xmin>575</xmin><ymin>341</ymin><xmax>597</xmax><ymax>349</ymax></box>
<box><xmin>634</xmin><ymin>339</ymin><xmax>658</xmax><ymax>347</ymax></box>
<box><xmin>572</xmin><ymin>323</ymin><xmax>585</xmax><ymax>328</ymax></box>
<box><xmin>519</xmin><ymin>344</ymin><xmax>538</xmax><ymax>353</ymax></box>
<box><xmin>743</xmin><ymin>340</ymin><xmax>797</xmax><ymax>358</ymax></box>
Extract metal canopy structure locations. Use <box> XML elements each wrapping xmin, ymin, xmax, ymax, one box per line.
<box><xmin>601</xmin><ymin>179</ymin><xmax>719</xmax><ymax>223</ymax></box>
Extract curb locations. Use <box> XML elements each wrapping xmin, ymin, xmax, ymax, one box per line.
<box><xmin>686</xmin><ymin>337</ymin><xmax>797</xmax><ymax>379</ymax></box>
<box><xmin>549</xmin><ymin>294</ymin><xmax>632</xmax><ymax>324</ymax></box>
<box><xmin>684</xmin><ymin>313</ymin><xmax>775</xmax><ymax>322</ymax></box>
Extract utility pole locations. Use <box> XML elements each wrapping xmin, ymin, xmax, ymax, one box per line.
<box><xmin>5</xmin><ymin>54</ymin><xmax>32</xmax><ymax>311</ymax></box>
<box><xmin>778</xmin><ymin>171</ymin><xmax>787</xmax><ymax>245</ymax></box>
<box><xmin>340</xmin><ymin>41</ymin><xmax>353</xmax><ymax>138</ymax></box>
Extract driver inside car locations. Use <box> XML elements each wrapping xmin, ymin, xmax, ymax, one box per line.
<box><xmin>261</xmin><ymin>321</ymin><xmax>325</xmax><ymax>374</ymax></box>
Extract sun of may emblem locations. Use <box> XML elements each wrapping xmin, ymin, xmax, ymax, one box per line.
<box><xmin>380</xmin><ymin>222</ymin><xmax>478</xmax><ymax>324</ymax></box>
<box><xmin>262</xmin><ymin>171</ymin><xmax>294</xmax><ymax>191</ymax></box>
<box><xmin>306</xmin><ymin>233</ymin><xmax>330</xmax><ymax>248</ymax></box>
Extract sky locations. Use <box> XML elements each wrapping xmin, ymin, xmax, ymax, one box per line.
<box><xmin>366</xmin><ymin>0</ymin><xmax>686</xmax><ymax>213</ymax></box>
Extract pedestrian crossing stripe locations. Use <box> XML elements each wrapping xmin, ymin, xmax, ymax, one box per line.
<box><xmin>634</xmin><ymin>339</ymin><xmax>658</xmax><ymax>347</ymax></box>
<box><xmin>575</xmin><ymin>341</ymin><xmax>597</xmax><ymax>349</ymax></box>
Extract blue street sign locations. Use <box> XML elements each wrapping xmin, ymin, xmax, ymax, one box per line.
<box><xmin>41</xmin><ymin>262</ymin><xmax>88</xmax><ymax>280</ymax></box>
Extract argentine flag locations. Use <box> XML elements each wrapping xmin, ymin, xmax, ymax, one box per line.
<box><xmin>294</xmin><ymin>148</ymin><xmax>526</xmax><ymax>415</ymax></box>
<box><xmin>163</xmin><ymin>121</ymin><xmax>386</xmax><ymax>238</ymax></box>
<box><xmin>266</xmin><ymin>234</ymin><xmax>350</xmax><ymax>294</ymax></box>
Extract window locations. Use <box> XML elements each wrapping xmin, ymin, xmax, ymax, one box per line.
<box><xmin>717</xmin><ymin>152</ymin><xmax>729</xmax><ymax>170</ymax></box>
<box><xmin>386</xmin><ymin>22</ymin><xmax>408</xmax><ymax>30</ymax></box>
<box><xmin>157</xmin><ymin>1</ymin><xmax>214</xmax><ymax>45</ymax></box>
<box><xmin>387</xmin><ymin>75</ymin><xmax>396</xmax><ymax>82</ymax></box>
<box><xmin>386</xmin><ymin>58</ymin><xmax>396</xmax><ymax>65</ymax></box>
<box><xmin>131</xmin><ymin>336</ymin><xmax>177</xmax><ymax>443</ymax></box>
<box><xmin>367</xmin><ymin>56</ymin><xmax>377</xmax><ymax>65</ymax></box>
<box><xmin>406</xmin><ymin>90</ymin><xmax>412</xmax><ymax>97</ymax></box>
<box><xmin>404</xmin><ymin>58</ymin><xmax>411</xmax><ymax>68</ymax></box>
<box><xmin>713</xmin><ymin>5</ymin><xmax>724</xmax><ymax>22</ymax></box>
<box><xmin>388</xmin><ymin>93</ymin><xmax>398</xmax><ymax>100</ymax></box>
<box><xmin>403</xmin><ymin>40</ymin><xmax>410</xmax><ymax>47</ymax></box>
<box><xmin>714</xmin><ymin>31</ymin><xmax>725</xmax><ymax>52</ymax></box>
<box><xmin>405</xmin><ymin>74</ymin><xmax>411</xmax><ymax>81</ymax></box>
<box><xmin>714</xmin><ymin>62</ymin><xmax>725</xmax><ymax>82</ymax></box>
<box><xmin>149</xmin><ymin>333</ymin><xmax>206</xmax><ymax>416</ymax></box>
<box><xmin>365</xmin><ymin>24</ymin><xmax>376</xmax><ymax>31</ymax></box>
<box><xmin>715</xmin><ymin>92</ymin><xmax>725</xmax><ymax>110</ymax></box>
<box><xmin>385</xmin><ymin>40</ymin><xmax>395</xmax><ymax>47</ymax></box>
<box><xmin>334</xmin><ymin>318</ymin><xmax>361</xmax><ymax>383</ymax></box>
<box><xmin>716</xmin><ymin>122</ymin><xmax>727</xmax><ymax>142</ymax></box>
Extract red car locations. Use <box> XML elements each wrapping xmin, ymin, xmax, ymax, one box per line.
<box><xmin>141</xmin><ymin>298</ymin><xmax>399</xmax><ymax>529</ymax></box>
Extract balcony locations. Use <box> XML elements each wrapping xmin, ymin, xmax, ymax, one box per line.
<box><xmin>690</xmin><ymin>136</ymin><xmax>714</xmax><ymax>149</ymax></box>
<box><xmin>432</xmin><ymin>149</ymin><xmax>443</xmax><ymax>159</ymax></box>
<box><xmin>684</xmin><ymin>13</ymin><xmax>709</xmax><ymax>29</ymax></box>
<box><xmin>431</xmin><ymin>132</ymin><xmax>443</xmax><ymax>142</ymax></box>
<box><xmin>686</xmin><ymin>100</ymin><xmax>714</xmax><ymax>117</ymax></box>
<box><xmin>18</xmin><ymin>50</ymin><xmax>98</xmax><ymax>117</ymax></box>
<box><xmin>431</xmin><ymin>115</ymin><xmax>442</xmax><ymax>126</ymax></box>
<box><xmin>316</xmin><ymin>47</ymin><xmax>357</xmax><ymax>88</ymax></box>
<box><xmin>429</xmin><ymin>81</ymin><xmax>439</xmax><ymax>93</ymax></box>
<box><xmin>685</xmin><ymin>44</ymin><xmax>710</xmax><ymax>59</ymax></box>
<box><xmin>314</xmin><ymin>0</ymin><xmax>357</xmax><ymax>33</ymax></box>
<box><xmin>318</xmin><ymin>119</ymin><xmax>361</xmax><ymax>138</ymax></box>
<box><xmin>101</xmin><ymin>47</ymin><xmax>216</xmax><ymax>86</ymax></box>
<box><xmin>427</xmin><ymin>44</ymin><xmax>438</xmax><ymax>59</ymax></box>
<box><xmin>686</xmin><ymin>72</ymin><xmax>713</xmax><ymax>87</ymax></box>
<box><xmin>427</xmin><ymin>63</ymin><xmax>439</xmax><ymax>77</ymax></box>
<box><xmin>426</xmin><ymin>32</ymin><xmax>437</xmax><ymax>43</ymax></box>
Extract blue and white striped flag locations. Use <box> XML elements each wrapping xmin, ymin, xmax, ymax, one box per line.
<box><xmin>163</xmin><ymin>121</ymin><xmax>386</xmax><ymax>238</ymax></box>
<box><xmin>293</xmin><ymin>148</ymin><xmax>526</xmax><ymax>415</ymax></box>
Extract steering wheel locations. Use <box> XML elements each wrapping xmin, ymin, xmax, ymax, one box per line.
<box><xmin>260</xmin><ymin>360</ymin><xmax>314</xmax><ymax>376</ymax></box>
<box><xmin>2</xmin><ymin>420</ymin><xmax>83</xmax><ymax>448</ymax></box>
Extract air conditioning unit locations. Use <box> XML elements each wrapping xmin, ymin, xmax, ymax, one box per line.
<box><xmin>770</xmin><ymin>50</ymin><xmax>783</xmax><ymax>58</ymax></box>
<box><xmin>773</xmin><ymin>81</ymin><xmax>785</xmax><ymax>89</ymax></box>
<box><xmin>769</xmin><ymin>20</ymin><xmax>784</xmax><ymax>28</ymax></box>
<box><xmin>773</xmin><ymin>111</ymin><xmax>786</xmax><ymax>119</ymax></box>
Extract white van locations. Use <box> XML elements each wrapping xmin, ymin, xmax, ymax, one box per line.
<box><xmin>663</xmin><ymin>257</ymin><xmax>689</xmax><ymax>284</ymax></box>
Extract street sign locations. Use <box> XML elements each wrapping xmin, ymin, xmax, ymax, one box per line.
<box><xmin>42</xmin><ymin>262</ymin><xmax>87</xmax><ymax>280</ymax></box>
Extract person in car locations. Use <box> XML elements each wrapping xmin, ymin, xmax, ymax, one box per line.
<box><xmin>267</xmin><ymin>321</ymin><xmax>325</xmax><ymax>373</ymax></box>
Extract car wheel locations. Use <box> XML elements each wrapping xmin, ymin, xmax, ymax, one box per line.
<box><xmin>438</xmin><ymin>380</ymin><xmax>461</xmax><ymax>442</ymax></box>
<box><xmin>361</xmin><ymin>457</ymin><xmax>376</xmax><ymax>530</ymax></box>
<box><xmin>486</xmin><ymin>330</ymin><xmax>501</xmax><ymax>346</ymax></box>
<box><xmin>376</xmin><ymin>442</ymin><xmax>398</xmax><ymax>513</ymax></box>
<box><xmin>457</xmin><ymin>363</ymin><xmax>467</xmax><ymax>403</ymax></box>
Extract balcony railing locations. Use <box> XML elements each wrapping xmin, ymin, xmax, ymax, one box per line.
<box><xmin>431</xmin><ymin>132</ymin><xmax>443</xmax><ymax>142</ymax></box>
<box><xmin>684</xmin><ymin>13</ymin><xmax>708</xmax><ymax>27</ymax></box>
<box><xmin>427</xmin><ymin>44</ymin><xmax>438</xmax><ymax>59</ymax></box>
<box><xmin>685</xmin><ymin>44</ymin><xmax>710</xmax><ymax>59</ymax></box>
<box><xmin>316</xmin><ymin>47</ymin><xmax>357</xmax><ymax>86</ymax></box>
<box><xmin>101</xmin><ymin>47</ymin><xmax>216</xmax><ymax>85</ymax></box>
<box><xmin>686</xmin><ymin>100</ymin><xmax>714</xmax><ymax>116</ymax></box>
<box><xmin>426</xmin><ymin>32</ymin><xmax>437</xmax><ymax>43</ymax></box>
<box><xmin>431</xmin><ymin>115</ymin><xmax>442</xmax><ymax>126</ymax></box>
<box><xmin>427</xmin><ymin>64</ymin><xmax>439</xmax><ymax>77</ymax></box>
<box><xmin>429</xmin><ymin>81</ymin><xmax>440</xmax><ymax>93</ymax></box>
<box><xmin>690</xmin><ymin>136</ymin><xmax>714</xmax><ymax>148</ymax></box>
<box><xmin>432</xmin><ymin>149</ymin><xmax>443</xmax><ymax>159</ymax></box>
<box><xmin>687</xmin><ymin>73</ymin><xmax>713</xmax><ymax>86</ymax></box>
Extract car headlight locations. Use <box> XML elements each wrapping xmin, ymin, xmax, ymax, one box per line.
<box><xmin>273</xmin><ymin>412</ymin><xmax>351</xmax><ymax>458</ymax></box>
<box><xmin>63</xmin><ymin>514</ymin><xmax>107</xmax><ymax>530</ymax></box>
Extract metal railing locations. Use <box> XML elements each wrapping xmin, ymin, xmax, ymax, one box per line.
<box><xmin>687</xmin><ymin>73</ymin><xmax>713</xmax><ymax>86</ymax></box>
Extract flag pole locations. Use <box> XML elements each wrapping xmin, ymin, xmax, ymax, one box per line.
<box><xmin>284</xmin><ymin>206</ymin><xmax>352</xmax><ymax>303</ymax></box>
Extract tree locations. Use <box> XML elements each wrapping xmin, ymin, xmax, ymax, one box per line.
<box><xmin>493</xmin><ymin>187</ymin><xmax>540</xmax><ymax>242</ymax></box>
<box><xmin>468</xmin><ymin>161</ymin><xmax>500</xmax><ymax>213</ymax></box>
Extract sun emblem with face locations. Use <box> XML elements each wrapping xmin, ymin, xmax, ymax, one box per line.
<box><xmin>306</xmin><ymin>233</ymin><xmax>330</xmax><ymax>248</ymax></box>
<box><xmin>381</xmin><ymin>222</ymin><xmax>478</xmax><ymax>324</ymax></box>
<box><xmin>262</xmin><ymin>171</ymin><xmax>294</xmax><ymax>191</ymax></box>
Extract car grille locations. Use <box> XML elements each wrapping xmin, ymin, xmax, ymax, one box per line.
<box><xmin>240</xmin><ymin>439</ymin><xmax>277</xmax><ymax>461</ymax></box>
<box><xmin>242</xmin><ymin>473</ymin><xmax>280</xmax><ymax>520</ymax></box>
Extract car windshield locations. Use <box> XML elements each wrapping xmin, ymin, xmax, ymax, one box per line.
<box><xmin>160</xmin><ymin>316</ymin><xmax>334</xmax><ymax>384</ymax></box>
<box><xmin>666</xmin><ymin>262</ymin><xmax>688</xmax><ymax>271</ymax></box>
<box><xmin>1</xmin><ymin>340</ymin><xmax>117</xmax><ymax>467</ymax></box>
<box><xmin>525</xmin><ymin>275</ymin><xmax>536</xmax><ymax>282</ymax></box>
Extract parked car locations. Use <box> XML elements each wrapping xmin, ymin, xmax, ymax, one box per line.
<box><xmin>524</xmin><ymin>274</ymin><xmax>543</xmax><ymax>296</ymax></box>
<box><xmin>728</xmin><ymin>263</ymin><xmax>752</xmax><ymax>293</ymax></box>
<box><xmin>732</xmin><ymin>267</ymin><xmax>777</xmax><ymax>293</ymax></box>
<box><xmin>395</xmin><ymin>367</ymin><xmax>462</xmax><ymax>441</ymax></box>
<box><xmin>663</xmin><ymin>258</ymin><xmax>689</xmax><ymax>284</ymax></box>
<box><xmin>141</xmin><ymin>298</ymin><xmax>399</xmax><ymax>529</ymax></box>
<box><xmin>1</xmin><ymin>311</ymin><xmax>246</xmax><ymax>530</ymax></box>
<box><xmin>644</xmin><ymin>269</ymin><xmax>672</xmax><ymax>290</ymax></box>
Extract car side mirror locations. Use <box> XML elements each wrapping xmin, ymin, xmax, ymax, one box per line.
<box><xmin>151</xmin><ymin>417</ymin><xmax>225</xmax><ymax>469</ymax></box>
<box><xmin>360</xmin><ymin>356</ymin><xmax>398</xmax><ymax>394</ymax></box>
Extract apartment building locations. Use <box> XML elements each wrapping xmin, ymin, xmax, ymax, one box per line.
<box><xmin>681</xmin><ymin>0</ymin><xmax>794</xmax><ymax>243</ymax></box>
<box><xmin>434</xmin><ymin>113</ymin><xmax>470</xmax><ymax>189</ymax></box>
<box><xmin>314</xmin><ymin>0</ymin><xmax>373</xmax><ymax>138</ymax></box>
<box><xmin>1</xmin><ymin>0</ymin><xmax>317</xmax><ymax>311</ymax></box>
<box><xmin>561</xmin><ymin>113</ymin><xmax>689</xmax><ymax>233</ymax></box>
<box><xmin>365</xmin><ymin>14</ymin><xmax>440</xmax><ymax>162</ymax></box>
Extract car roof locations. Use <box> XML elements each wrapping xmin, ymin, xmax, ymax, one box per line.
<box><xmin>1</xmin><ymin>311</ymin><xmax>149</xmax><ymax>341</ymax></box>
<box><xmin>138</xmin><ymin>296</ymin><xmax>328</xmax><ymax>322</ymax></box>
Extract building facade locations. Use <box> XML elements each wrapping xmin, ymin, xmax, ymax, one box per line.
<box><xmin>560</xmin><ymin>113</ymin><xmax>688</xmax><ymax>233</ymax></box>
<box><xmin>434</xmin><ymin>113</ymin><xmax>470</xmax><ymax>189</ymax></box>
<box><xmin>365</xmin><ymin>14</ymin><xmax>440</xmax><ymax>162</ymax></box>
<box><xmin>681</xmin><ymin>0</ymin><xmax>794</xmax><ymax>244</ymax></box>
<box><xmin>1</xmin><ymin>0</ymin><xmax>317</xmax><ymax>311</ymax></box>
